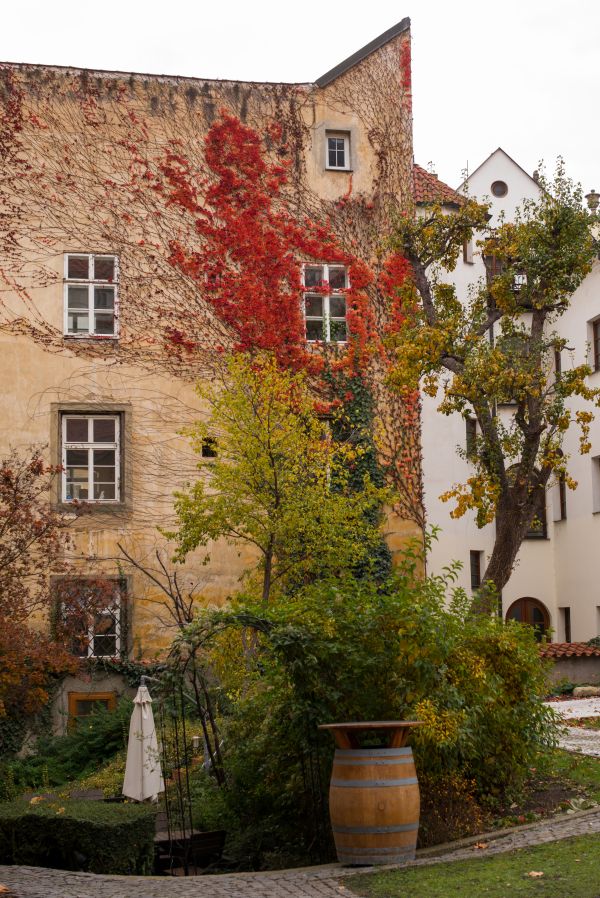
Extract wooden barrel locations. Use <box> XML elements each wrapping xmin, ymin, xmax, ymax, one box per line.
<box><xmin>328</xmin><ymin>746</ymin><xmax>420</xmax><ymax>865</ymax></box>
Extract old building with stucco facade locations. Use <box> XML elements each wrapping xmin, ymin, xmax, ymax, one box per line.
<box><xmin>0</xmin><ymin>18</ymin><xmax>423</xmax><ymax>721</ymax></box>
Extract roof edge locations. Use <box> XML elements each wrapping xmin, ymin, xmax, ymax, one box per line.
<box><xmin>458</xmin><ymin>147</ymin><xmax>541</xmax><ymax>193</ymax></box>
<box><xmin>315</xmin><ymin>17</ymin><xmax>410</xmax><ymax>88</ymax></box>
<box><xmin>0</xmin><ymin>60</ymin><xmax>310</xmax><ymax>89</ymax></box>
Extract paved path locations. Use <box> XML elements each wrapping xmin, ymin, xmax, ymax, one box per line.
<box><xmin>544</xmin><ymin>696</ymin><xmax>600</xmax><ymax>756</ymax></box>
<box><xmin>2</xmin><ymin>808</ymin><xmax>600</xmax><ymax>898</ymax></box>
<box><xmin>546</xmin><ymin>696</ymin><xmax>600</xmax><ymax>719</ymax></box>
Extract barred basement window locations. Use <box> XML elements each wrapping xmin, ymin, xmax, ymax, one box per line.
<box><xmin>62</xmin><ymin>414</ymin><xmax>120</xmax><ymax>502</ymax></box>
<box><xmin>303</xmin><ymin>264</ymin><xmax>348</xmax><ymax>343</ymax></box>
<box><xmin>57</xmin><ymin>578</ymin><xmax>125</xmax><ymax>659</ymax></box>
<box><xmin>64</xmin><ymin>253</ymin><xmax>118</xmax><ymax>338</ymax></box>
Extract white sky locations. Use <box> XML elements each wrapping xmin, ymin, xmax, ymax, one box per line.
<box><xmin>1</xmin><ymin>0</ymin><xmax>598</xmax><ymax>193</ymax></box>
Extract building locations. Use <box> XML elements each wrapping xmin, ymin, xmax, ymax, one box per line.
<box><xmin>0</xmin><ymin>19</ymin><xmax>422</xmax><ymax>720</ymax></box>
<box><xmin>422</xmin><ymin>148</ymin><xmax>600</xmax><ymax>642</ymax></box>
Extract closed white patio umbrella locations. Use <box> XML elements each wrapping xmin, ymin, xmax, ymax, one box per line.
<box><xmin>123</xmin><ymin>683</ymin><xmax>164</xmax><ymax>802</ymax></box>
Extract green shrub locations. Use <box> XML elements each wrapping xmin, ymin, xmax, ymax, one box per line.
<box><xmin>0</xmin><ymin>798</ymin><xmax>156</xmax><ymax>874</ymax></box>
<box><xmin>180</xmin><ymin>547</ymin><xmax>559</xmax><ymax>868</ymax></box>
<box><xmin>2</xmin><ymin>698</ymin><xmax>131</xmax><ymax>794</ymax></box>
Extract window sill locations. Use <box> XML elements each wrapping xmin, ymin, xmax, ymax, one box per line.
<box><xmin>55</xmin><ymin>501</ymin><xmax>132</xmax><ymax>518</ymax></box>
<box><xmin>325</xmin><ymin>167</ymin><xmax>354</xmax><ymax>173</ymax></box>
<box><xmin>63</xmin><ymin>334</ymin><xmax>118</xmax><ymax>341</ymax></box>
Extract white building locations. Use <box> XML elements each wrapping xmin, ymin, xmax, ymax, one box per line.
<box><xmin>421</xmin><ymin>148</ymin><xmax>600</xmax><ymax>642</ymax></box>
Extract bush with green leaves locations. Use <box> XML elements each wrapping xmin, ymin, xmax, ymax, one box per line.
<box><xmin>1</xmin><ymin>698</ymin><xmax>131</xmax><ymax>796</ymax></box>
<box><xmin>0</xmin><ymin>797</ymin><xmax>156</xmax><ymax>874</ymax></box>
<box><xmin>180</xmin><ymin>544</ymin><xmax>559</xmax><ymax>867</ymax></box>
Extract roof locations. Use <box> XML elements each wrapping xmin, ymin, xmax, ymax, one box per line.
<box><xmin>539</xmin><ymin>642</ymin><xmax>600</xmax><ymax>659</ymax></box>
<box><xmin>413</xmin><ymin>164</ymin><xmax>464</xmax><ymax>208</ymax></box>
<box><xmin>2</xmin><ymin>20</ymin><xmax>411</xmax><ymax>92</ymax></box>
<box><xmin>458</xmin><ymin>147</ymin><xmax>541</xmax><ymax>193</ymax></box>
<box><xmin>316</xmin><ymin>18</ymin><xmax>410</xmax><ymax>88</ymax></box>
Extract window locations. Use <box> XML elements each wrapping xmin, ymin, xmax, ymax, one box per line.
<box><xmin>524</xmin><ymin>486</ymin><xmax>547</xmax><ymax>539</ymax></box>
<box><xmin>62</xmin><ymin>414</ymin><xmax>120</xmax><ymax>502</ymax></box>
<box><xmin>465</xmin><ymin>417</ymin><xmax>477</xmax><ymax>457</ymax></box>
<box><xmin>68</xmin><ymin>692</ymin><xmax>117</xmax><ymax>724</ymax></box>
<box><xmin>592</xmin><ymin>456</ymin><xmax>600</xmax><ymax>513</ymax></box>
<box><xmin>558</xmin><ymin>473</ymin><xmax>567</xmax><ymax>521</ymax></box>
<box><xmin>462</xmin><ymin>239</ymin><xmax>474</xmax><ymax>264</ymax></box>
<box><xmin>559</xmin><ymin>607</ymin><xmax>572</xmax><ymax>643</ymax></box>
<box><xmin>201</xmin><ymin>437</ymin><xmax>218</xmax><ymax>458</ymax></box>
<box><xmin>64</xmin><ymin>253</ymin><xmax>118</xmax><ymax>338</ymax></box>
<box><xmin>469</xmin><ymin>550</ymin><xmax>483</xmax><ymax>590</ymax></box>
<box><xmin>593</xmin><ymin>320</ymin><xmax>600</xmax><ymax>372</ymax></box>
<box><xmin>491</xmin><ymin>180</ymin><xmax>508</xmax><ymax>197</ymax></box>
<box><xmin>303</xmin><ymin>264</ymin><xmax>348</xmax><ymax>343</ymax></box>
<box><xmin>554</xmin><ymin>348</ymin><xmax>562</xmax><ymax>376</ymax></box>
<box><xmin>325</xmin><ymin>132</ymin><xmax>350</xmax><ymax>171</ymax></box>
<box><xmin>57</xmin><ymin>577</ymin><xmax>125</xmax><ymax>659</ymax></box>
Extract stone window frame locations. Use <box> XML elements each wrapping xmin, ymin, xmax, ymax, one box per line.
<box><xmin>50</xmin><ymin>401</ymin><xmax>133</xmax><ymax>515</ymax></box>
<box><xmin>51</xmin><ymin>573</ymin><xmax>133</xmax><ymax>661</ymax></box>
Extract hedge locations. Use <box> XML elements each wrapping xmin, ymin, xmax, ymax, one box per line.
<box><xmin>0</xmin><ymin>798</ymin><xmax>156</xmax><ymax>874</ymax></box>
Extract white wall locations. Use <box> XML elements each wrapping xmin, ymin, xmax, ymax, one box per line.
<box><xmin>422</xmin><ymin>148</ymin><xmax>584</xmax><ymax>637</ymax></box>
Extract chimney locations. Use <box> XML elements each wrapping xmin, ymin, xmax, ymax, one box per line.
<box><xmin>532</xmin><ymin>170</ymin><xmax>540</xmax><ymax>183</ymax></box>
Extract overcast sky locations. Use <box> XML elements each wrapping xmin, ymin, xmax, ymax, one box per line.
<box><xmin>1</xmin><ymin>0</ymin><xmax>598</xmax><ymax>193</ymax></box>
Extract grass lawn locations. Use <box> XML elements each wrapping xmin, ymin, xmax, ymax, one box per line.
<box><xmin>350</xmin><ymin>833</ymin><xmax>600</xmax><ymax>898</ymax></box>
<box><xmin>546</xmin><ymin>749</ymin><xmax>600</xmax><ymax>803</ymax></box>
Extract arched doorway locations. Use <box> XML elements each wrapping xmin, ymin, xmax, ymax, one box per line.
<box><xmin>506</xmin><ymin>598</ymin><xmax>550</xmax><ymax>642</ymax></box>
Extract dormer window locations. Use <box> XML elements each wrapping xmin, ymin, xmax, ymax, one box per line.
<box><xmin>326</xmin><ymin>132</ymin><xmax>350</xmax><ymax>171</ymax></box>
<box><xmin>303</xmin><ymin>264</ymin><xmax>348</xmax><ymax>343</ymax></box>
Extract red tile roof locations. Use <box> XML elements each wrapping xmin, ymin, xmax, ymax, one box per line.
<box><xmin>413</xmin><ymin>164</ymin><xmax>464</xmax><ymax>207</ymax></box>
<box><xmin>539</xmin><ymin>642</ymin><xmax>600</xmax><ymax>659</ymax></box>
<box><xmin>413</xmin><ymin>163</ymin><xmax>465</xmax><ymax>206</ymax></box>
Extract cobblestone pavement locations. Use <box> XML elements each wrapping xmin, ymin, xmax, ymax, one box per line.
<box><xmin>2</xmin><ymin>808</ymin><xmax>600</xmax><ymax>898</ymax></box>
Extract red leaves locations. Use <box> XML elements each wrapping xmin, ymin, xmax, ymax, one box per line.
<box><xmin>0</xmin><ymin>448</ymin><xmax>80</xmax><ymax>717</ymax></box>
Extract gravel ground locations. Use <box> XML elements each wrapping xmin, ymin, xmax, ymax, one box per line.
<box><xmin>545</xmin><ymin>697</ymin><xmax>600</xmax><ymax>719</ymax></box>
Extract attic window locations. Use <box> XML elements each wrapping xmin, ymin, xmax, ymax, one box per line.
<box><xmin>491</xmin><ymin>180</ymin><xmax>508</xmax><ymax>198</ymax></box>
<box><xmin>326</xmin><ymin>132</ymin><xmax>350</xmax><ymax>171</ymax></box>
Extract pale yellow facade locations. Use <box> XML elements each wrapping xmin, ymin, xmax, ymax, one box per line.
<box><xmin>0</xmin><ymin>20</ymin><xmax>421</xmax><ymax>663</ymax></box>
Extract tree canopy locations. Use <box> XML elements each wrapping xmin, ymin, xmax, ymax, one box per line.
<box><xmin>165</xmin><ymin>354</ymin><xmax>389</xmax><ymax>602</ymax></box>
<box><xmin>387</xmin><ymin>163</ymin><xmax>599</xmax><ymax>601</ymax></box>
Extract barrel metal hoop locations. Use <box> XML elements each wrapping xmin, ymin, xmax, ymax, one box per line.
<box><xmin>334</xmin><ymin>747</ymin><xmax>412</xmax><ymax>757</ymax></box>
<box><xmin>333</xmin><ymin>758</ymin><xmax>414</xmax><ymax>766</ymax></box>
<box><xmin>330</xmin><ymin>777</ymin><xmax>419</xmax><ymax>788</ymax></box>
<box><xmin>338</xmin><ymin>847</ymin><xmax>416</xmax><ymax>857</ymax></box>
<box><xmin>333</xmin><ymin>823</ymin><xmax>419</xmax><ymax>834</ymax></box>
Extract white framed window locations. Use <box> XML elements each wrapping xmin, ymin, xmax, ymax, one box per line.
<box><xmin>58</xmin><ymin>578</ymin><xmax>124</xmax><ymax>659</ymax></box>
<box><xmin>325</xmin><ymin>132</ymin><xmax>350</xmax><ymax>171</ymax></box>
<box><xmin>62</xmin><ymin>414</ymin><xmax>120</xmax><ymax>502</ymax></box>
<box><xmin>64</xmin><ymin>253</ymin><xmax>118</xmax><ymax>338</ymax></box>
<box><xmin>71</xmin><ymin>602</ymin><xmax>122</xmax><ymax>659</ymax></box>
<box><xmin>303</xmin><ymin>264</ymin><xmax>348</xmax><ymax>343</ymax></box>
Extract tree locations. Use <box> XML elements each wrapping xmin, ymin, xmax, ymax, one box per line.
<box><xmin>164</xmin><ymin>354</ymin><xmax>389</xmax><ymax>603</ymax></box>
<box><xmin>387</xmin><ymin>164</ymin><xmax>599</xmax><ymax>605</ymax></box>
<box><xmin>0</xmin><ymin>448</ymin><xmax>77</xmax><ymax>719</ymax></box>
